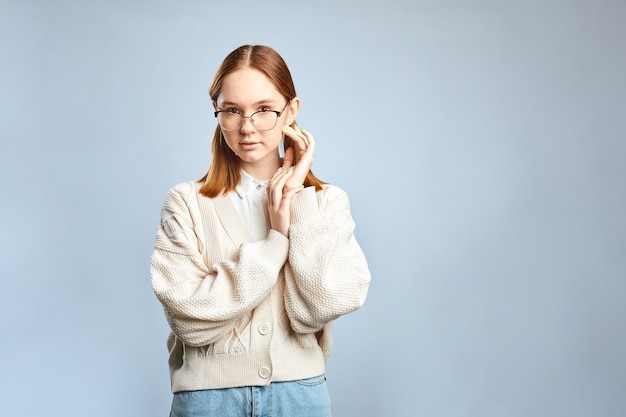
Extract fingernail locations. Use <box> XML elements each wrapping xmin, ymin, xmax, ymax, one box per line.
<box><xmin>301</xmin><ymin>128</ymin><xmax>306</xmax><ymax>132</ymax></box>
<box><xmin>286</xmin><ymin>167</ymin><xmax>293</xmax><ymax>174</ymax></box>
<box><xmin>298</xmin><ymin>184</ymin><xmax>305</xmax><ymax>188</ymax></box>
<box><xmin>282</xmin><ymin>125</ymin><xmax>288</xmax><ymax>131</ymax></box>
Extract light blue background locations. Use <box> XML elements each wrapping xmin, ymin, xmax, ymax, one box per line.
<box><xmin>1</xmin><ymin>1</ymin><xmax>625</xmax><ymax>416</ymax></box>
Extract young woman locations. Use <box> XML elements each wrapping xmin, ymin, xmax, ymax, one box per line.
<box><xmin>150</xmin><ymin>45</ymin><xmax>371</xmax><ymax>417</ymax></box>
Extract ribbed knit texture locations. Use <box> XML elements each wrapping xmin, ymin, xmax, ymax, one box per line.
<box><xmin>150</xmin><ymin>181</ymin><xmax>370</xmax><ymax>392</ymax></box>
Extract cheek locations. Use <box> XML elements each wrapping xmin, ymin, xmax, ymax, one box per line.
<box><xmin>265</xmin><ymin>129</ymin><xmax>283</xmax><ymax>143</ymax></box>
<box><xmin>265</xmin><ymin>123</ymin><xmax>286</xmax><ymax>140</ymax></box>
<box><xmin>222</xmin><ymin>132</ymin><xmax>239</xmax><ymax>149</ymax></box>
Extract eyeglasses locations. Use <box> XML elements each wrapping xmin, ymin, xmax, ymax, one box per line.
<box><xmin>214</xmin><ymin>101</ymin><xmax>290</xmax><ymax>131</ymax></box>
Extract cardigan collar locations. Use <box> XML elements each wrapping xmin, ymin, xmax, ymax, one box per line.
<box><xmin>194</xmin><ymin>181</ymin><xmax>253</xmax><ymax>247</ymax></box>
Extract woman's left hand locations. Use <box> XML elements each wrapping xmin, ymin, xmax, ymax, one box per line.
<box><xmin>281</xmin><ymin>126</ymin><xmax>315</xmax><ymax>190</ymax></box>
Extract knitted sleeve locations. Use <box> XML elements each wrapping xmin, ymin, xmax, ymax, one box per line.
<box><xmin>283</xmin><ymin>185</ymin><xmax>371</xmax><ymax>333</ymax></box>
<box><xmin>150</xmin><ymin>183</ymin><xmax>289</xmax><ymax>347</ymax></box>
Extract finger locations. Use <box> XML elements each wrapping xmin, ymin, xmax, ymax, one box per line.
<box><xmin>281</xmin><ymin>146</ymin><xmax>294</xmax><ymax>169</ymax></box>
<box><xmin>282</xmin><ymin>126</ymin><xmax>310</xmax><ymax>151</ymax></box>
<box><xmin>280</xmin><ymin>183</ymin><xmax>304</xmax><ymax>206</ymax></box>
<box><xmin>270</xmin><ymin>166</ymin><xmax>294</xmax><ymax>187</ymax></box>
<box><xmin>267</xmin><ymin>167</ymin><xmax>283</xmax><ymax>207</ymax></box>
<box><xmin>287</xmin><ymin>184</ymin><xmax>305</xmax><ymax>193</ymax></box>
<box><xmin>267</xmin><ymin>167</ymin><xmax>294</xmax><ymax>205</ymax></box>
<box><xmin>300</xmin><ymin>128</ymin><xmax>315</xmax><ymax>150</ymax></box>
<box><xmin>269</xmin><ymin>166</ymin><xmax>283</xmax><ymax>187</ymax></box>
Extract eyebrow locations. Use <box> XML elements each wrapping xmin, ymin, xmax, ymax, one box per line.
<box><xmin>219</xmin><ymin>99</ymin><xmax>277</xmax><ymax>107</ymax></box>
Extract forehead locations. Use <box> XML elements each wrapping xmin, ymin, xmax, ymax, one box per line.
<box><xmin>217</xmin><ymin>68</ymin><xmax>282</xmax><ymax>106</ymax></box>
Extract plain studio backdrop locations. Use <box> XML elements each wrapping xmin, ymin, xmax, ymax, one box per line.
<box><xmin>1</xmin><ymin>1</ymin><xmax>625</xmax><ymax>416</ymax></box>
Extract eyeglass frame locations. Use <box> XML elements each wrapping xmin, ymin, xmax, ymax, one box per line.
<box><xmin>213</xmin><ymin>100</ymin><xmax>291</xmax><ymax>131</ymax></box>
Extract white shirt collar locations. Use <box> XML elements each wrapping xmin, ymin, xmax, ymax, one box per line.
<box><xmin>235</xmin><ymin>169</ymin><xmax>268</xmax><ymax>199</ymax></box>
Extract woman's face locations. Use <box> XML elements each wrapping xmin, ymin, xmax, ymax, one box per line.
<box><xmin>215</xmin><ymin>67</ymin><xmax>297</xmax><ymax>174</ymax></box>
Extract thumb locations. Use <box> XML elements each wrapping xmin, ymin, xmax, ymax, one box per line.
<box><xmin>281</xmin><ymin>146</ymin><xmax>294</xmax><ymax>170</ymax></box>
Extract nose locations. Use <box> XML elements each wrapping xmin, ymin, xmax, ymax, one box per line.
<box><xmin>240</xmin><ymin>116</ymin><xmax>256</xmax><ymax>133</ymax></box>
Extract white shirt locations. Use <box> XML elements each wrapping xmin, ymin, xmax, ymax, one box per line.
<box><xmin>229</xmin><ymin>170</ymin><xmax>270</xmax><ymax>241</ymax></box>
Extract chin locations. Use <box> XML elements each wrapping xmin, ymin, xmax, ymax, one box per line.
<box><xmin>237</xmin><ymin>154</ymin><xmax>263</xmax><ymax>164</ymax></box>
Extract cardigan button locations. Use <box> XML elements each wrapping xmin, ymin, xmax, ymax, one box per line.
<box><xmin>259</xmin><ymin>367</ymin><xmax>271</xmax><ymax>379</ymax></box>
<box><xmin>258</xmin><ymin>324</ymin><xmax>270</xmax><ymax>335</ymax></box>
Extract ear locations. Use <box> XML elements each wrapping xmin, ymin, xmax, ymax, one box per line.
<box><xmin>212</xmin><ymin>101</ymin><xmax>218</xmax><ymax>111</ymax></box>
<box><xmin>286</xmin><ymin>97</ymin><xmax>301</xmax><ymax>126</ymax></box>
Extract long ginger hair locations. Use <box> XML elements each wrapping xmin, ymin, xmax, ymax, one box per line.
<box><xmin>198</xmin><ymin>45</ymin><xmax>326</xmax><ymax>197</ymax></box>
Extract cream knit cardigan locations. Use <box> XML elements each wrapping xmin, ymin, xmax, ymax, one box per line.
<box><xmin>150</xmin><ymin>181</ymin><xmax>370</xmax><ymax>392</ymax></box>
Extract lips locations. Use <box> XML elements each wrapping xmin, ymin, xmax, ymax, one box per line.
<box><xmin>239</xmin><ymin>141</ymin><xmax>260</xmax><ymax>149</ymax></box>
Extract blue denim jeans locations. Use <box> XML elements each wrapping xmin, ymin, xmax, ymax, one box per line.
<box><xmin>169</xmin><ymin>375</ymin><xmax>332</xmax><ymax>417</ymax></box>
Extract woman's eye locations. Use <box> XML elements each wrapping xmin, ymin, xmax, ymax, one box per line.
<box><xmin>259</xmin><ymin>106</ymin><xmax>272</xmax><ymax>113</ymax></box>
<box><xmin>226</xmin><ymin>108</ymin><xmax>240</xmax><ymax>115</ymax></box>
